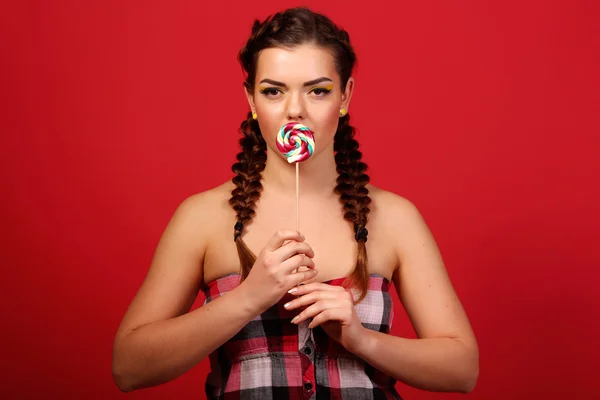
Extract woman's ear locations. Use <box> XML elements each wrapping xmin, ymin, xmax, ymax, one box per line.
<box><xmin>341</xmin><ymin>77</ymin><xmax>355</xmax><ymax>111</ymax></box>
<box><xmin>244</xmin><ymin>83</ymin><xmax>256</xmax><ymax>114</ymax></box>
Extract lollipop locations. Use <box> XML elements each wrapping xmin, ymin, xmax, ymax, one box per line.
<box><xmin>276</xmin><ymin>122</ymin><xmax>315</xmax><ymax>280</ymax></box>
<box><xmin>276</xmin><ymin>122</ymin><xmax>315</xmax><ymax>163</ymax></box>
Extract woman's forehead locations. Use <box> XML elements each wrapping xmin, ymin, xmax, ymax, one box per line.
<box><xmin>255</xmin><ymin>45</ymin><xmax>337</xmax><ymax>83</ymax></box>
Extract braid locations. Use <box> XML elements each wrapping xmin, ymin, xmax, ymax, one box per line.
<box><xmin>334</xmin><ymin>113</ymin><xmax>371</xmax><ymax>304</ymax></box>
<box><xmin>228</xmin><ymin>111</ymin><xmax>266</xmax><ymax>278</ymax></box>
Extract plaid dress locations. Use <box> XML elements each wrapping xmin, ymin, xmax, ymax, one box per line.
<box><xmin>201</xmin><ymin>273</ymin><xmax>402</xmax><ymax>399</ymax></box>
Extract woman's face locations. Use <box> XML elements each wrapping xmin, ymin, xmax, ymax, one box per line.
<box><xmin>245</xmin><ymin>44</ymin><xmax>354</xmax><ymax>162</ymax></box>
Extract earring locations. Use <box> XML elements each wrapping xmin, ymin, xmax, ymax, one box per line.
<box><xmin>252</xmin><ymin>111</ymin><xmax>258</xmax><ymax>120</ymax></box>
<box><xmin>339</xmin><ymin>107</ymin><xmax>347</xmax><ymax>117</ymax></box>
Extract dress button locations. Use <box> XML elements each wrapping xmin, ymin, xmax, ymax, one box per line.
<box><xmin>303</xmin><ymin>346</ymin><xmax>312</xmax><ymax>355</ymax></box>
<box><xmin>304</xmin><ymin>381</ymin><xmax>313</xmax><ymax>391</ymax></box>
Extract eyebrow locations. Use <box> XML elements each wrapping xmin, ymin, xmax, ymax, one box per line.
<box><xmin>258</xmin><ymin>77</ymin><xmax>333</xmax><ymax>88</ymax></box>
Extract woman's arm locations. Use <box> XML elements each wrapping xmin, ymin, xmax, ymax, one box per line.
<box><xmin>113</xmin><ymin>282</ymin><xmax>261</xmax><ymax>392</ymax></box>
<box><xmin>354</xmin><ymin>194</ymin><xmax>479</xmax><ymax>392</ymax></box>
<box><xmin>350</xmin><ymin>329</ymin><xmax>478</xmax><ymax>392</ymax></box>
<box><xmin>111</xmin><ymin>192</ymin><xmax>261</xmax><ymax>392</ymax></box>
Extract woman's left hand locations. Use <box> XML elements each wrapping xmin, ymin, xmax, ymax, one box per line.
<box><xmin>284</xmin><ymin>282</ymin><xmax>366</xmax><ymax>353</ymax></box>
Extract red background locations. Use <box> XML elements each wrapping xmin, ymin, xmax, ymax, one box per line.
<box><xmin>1</xmin><ymin>1</ymin><xmax>599</xmax><ymax>399</ymax></box>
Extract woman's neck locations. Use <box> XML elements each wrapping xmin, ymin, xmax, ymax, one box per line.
<box><xmin>261</xmin><ymin>141</ymin><xmax>338</xmax><ymax>198</ymax></box>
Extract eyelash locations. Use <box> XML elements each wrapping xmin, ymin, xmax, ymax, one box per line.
<box><xmin>311</xmin><ymin>87</ymin><xmax>332</xmax><ymax>96</ymax></box>
<box><xmin>259</xmin><ymin>87</ymin><xmax>332</xmax><ymax>97</ymax></box>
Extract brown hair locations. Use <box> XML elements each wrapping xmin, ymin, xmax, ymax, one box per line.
<box><xmin>228</xmin><ymin>7</ymin><xmax>371</xmax><ymax>303</ymax></box>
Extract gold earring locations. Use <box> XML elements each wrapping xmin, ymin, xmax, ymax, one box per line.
<box><xmin>340</xmin><ymin>107</ymin><xmax>347</xmax><ymax>117</ymax></box>
<box><xmin>252</xmin><ymin>111</ymin><xmax>258</xmax><ymax>120</ymax></box>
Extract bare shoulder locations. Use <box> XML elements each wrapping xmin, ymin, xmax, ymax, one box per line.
<box><xmin>163</xmin><ymin>180</ymin><xmax>235</xmax><ymax>263</ymax></box>
<box><xmin>114</xmin><ymin>180</ymin><xmax>235</xmax><ymax>337</ymax></box>
<box><xmin>367</xmin><ymin>184</ymin><xmax>424</xmax><ymax>232</ymax></box>
<box><xmin>366</xmin><ymin>184</ymin><xmax>441</xmax><ymax>273</ymax></box>
<box><xmin>178</xmin><ymin>180</ymin><xmax>235</xmax><ymax>220</ymax></box>
<box><xmin>367</xmin><ymin>184</ymin><xmax>418</xmax><ymax>213</ymax></box>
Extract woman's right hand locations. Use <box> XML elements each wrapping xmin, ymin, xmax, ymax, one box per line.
<box><xmin>239</xmin><ymin>230</ymin><xmax>316</xmax><ymax>314</ymax></box>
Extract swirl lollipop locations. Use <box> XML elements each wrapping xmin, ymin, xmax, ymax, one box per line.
<box><xmin>276</xmin><ymin>122</ymin><xmax>315</xmax><ymax>163</ymax></box>
<box><xmin>276</xmin><ymin>122</ymin><xmax>315</xmax><ymax>277</ymax></box>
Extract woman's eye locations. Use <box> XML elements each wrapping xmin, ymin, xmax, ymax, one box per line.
<box><xmin>310</xmin><ymin>87</ymin><xmax>332</xmax><ymax>96</ymax></box>
<box><xmin>260</xmin><ymin>87</ymin><xmax>282</xmax><ymax>97</ymax></box>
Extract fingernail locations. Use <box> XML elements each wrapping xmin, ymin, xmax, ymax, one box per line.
<box><xmin>288</xmin><ymin>288</ymin><xmax>298</xmax><ymax>294</ymax></box>
<box><xmin>283</xmin><ymin>301</ymin><xmax>292</xmax><ymax>309</ymax></box>
<box><xmin>291</xmin><ymin>315</ymin><xmax>299</xmax><ymax>324</ymax></box>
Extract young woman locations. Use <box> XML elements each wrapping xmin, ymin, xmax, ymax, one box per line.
<box><xmin>112</xmin><ymin>7</ymin><xmax>479</xmax><ymax>399</ymax></box>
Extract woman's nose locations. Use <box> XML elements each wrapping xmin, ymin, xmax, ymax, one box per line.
<box><xmin>286</xmin><ymin>93</ymin><xmax>306</xmax><ymax>120</ymax></box>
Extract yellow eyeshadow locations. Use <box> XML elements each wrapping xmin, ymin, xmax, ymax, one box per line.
<box><xmin>259</xmin><ymin>85</ymin><xmax>332</xmax><ymax>92</ymax></box>
<box><xmin>314</xmin><ymin>84</ymin><xmax>334</xmax><ymax>91</ymax></box>
<box><xmin>259</xmin><ymin>86</ymin><xmax>284</xmax><ymax>95</ymax></box>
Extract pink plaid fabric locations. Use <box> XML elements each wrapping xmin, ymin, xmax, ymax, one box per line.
<box><xmin>201</xmin><ymin>273</ymin><xmax>402</xmax><ymax>399</ymax></box>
